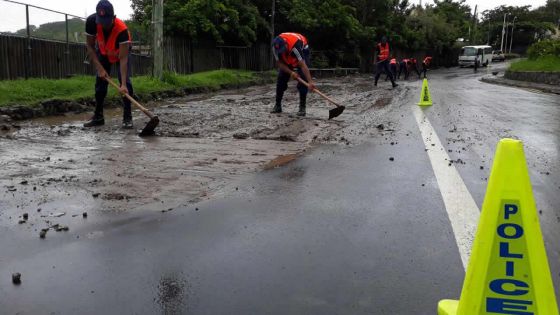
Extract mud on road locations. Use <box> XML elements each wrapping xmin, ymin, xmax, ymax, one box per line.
<box><xmin>0</xmin><ymin>75</ymin><xmax>403</xmax><ymax>235</ymax></box>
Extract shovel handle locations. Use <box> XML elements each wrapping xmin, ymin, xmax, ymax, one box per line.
<box><xmin>106</xmin><ymin>77</ymin><xmax>155</xmax><ymax>119</ymax></box>
<box><xmin>294</xmin><ymin>76</ymin><xmax>343</xmax><ymax>108</ymax></box>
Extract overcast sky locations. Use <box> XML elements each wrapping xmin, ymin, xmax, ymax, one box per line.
<box><xmin>0</xmin><ymin>0</ymin><xmax>549</xmax><ymax>32</ymax></box>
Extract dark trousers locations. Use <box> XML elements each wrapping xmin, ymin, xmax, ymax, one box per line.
<box><xmin>385</xmin><ymin>64</ymin><xmax>397</xmax><ymax>81</ymax></box>
<box><xmin>375</xmin><ymin>59</ymin><xmax>395</xmax><ymax>85</ymax></box>
<box><xmin>474</xmin><ymin>57</ymin><xmax>479</xmax><ymax>72</ymax></box>
<box><xmin>411</xmin><ymin>64</ymin><xmax>421</xmax><ymax>78</ymax></box>
<box><xmin>94</xmin><ymin>53</ymin><xmax>133</xmax><ymax>120</ymax></box>
<box><xmin>422</xmin><ymin>63</ymin><xmax>429</xmax><ymax>78</ymax></box>
<box><xmin>276</xmin><ymin>49</ymin><xmax>310</xmax><ymax>108</ymax></box>
<box><xmin>398</xmin><ymin>62</ymin><xmax>409</xmax><ymax>80</ymax></box>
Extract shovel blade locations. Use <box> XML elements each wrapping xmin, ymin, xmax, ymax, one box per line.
<box><xmin>139</xmin><ymin>116</ymin><xmax>159</xmax><ymax>137</ymax></box>
<box><xmin>328</xmin><ymin>106</ymin><xmax>345</xmax><ymax>120</ymax></box>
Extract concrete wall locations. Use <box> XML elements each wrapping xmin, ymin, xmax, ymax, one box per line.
<box><xmin>505</xmin><ymin>71</ymin><xmax>560</xmax><ymax>85</ymax></box>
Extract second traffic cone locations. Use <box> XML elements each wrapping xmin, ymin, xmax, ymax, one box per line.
<box><xmin>418</xmin><ymin>78</ymin><xmax>432</xmax><ymax>106</ymax></box>
<box><xmin>438</xmin><ymin>138</ymin><xmax>559</xmax><ymax>315</ymax></box>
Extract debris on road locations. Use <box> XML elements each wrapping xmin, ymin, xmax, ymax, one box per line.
<box><xmin>233</xmin><ymin>133</ymin><xmax>249</xmax><ymax>139</ymax></box>
<box><xmin>12</xmin><ymin>273</ymin><xmax>21</xmax><ymax>285</ymax></box>
<box><xmin>43</xmin><ymin>212</ymin><xmax>65</xmax><ymax>218</ymax></box>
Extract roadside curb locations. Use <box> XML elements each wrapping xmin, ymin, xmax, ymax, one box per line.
<box><xmin>480</xmin><ymin>76</ymin><xmax>560</xmax><ymax>95</ymax></box>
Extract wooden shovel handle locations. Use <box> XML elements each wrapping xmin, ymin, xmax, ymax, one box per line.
<box><xmin>106</xmin><ymin>77</ymin><xmax>155</xmax><ymax>119</ymax></box>
<box><xmin>294</xmin><ymin>76</ymin><xmax>343</xmax><ymax>108</ymax></box>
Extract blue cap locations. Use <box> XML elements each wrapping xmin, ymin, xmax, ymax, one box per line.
<box><xmin>273</xmin><ymin>36</ymin><xmax>287</xmax><ymax>55</ymax></box>
<box><xmin>96</xmin><ymin>0</ymin><xmax>115</xmax><ymax>26</ymax></box>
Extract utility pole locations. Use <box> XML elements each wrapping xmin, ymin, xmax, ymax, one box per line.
<box><xmin>500</xmin><ymin>13</ymin><xmax>509</xmax><ymax>52</ymax></box>
<box><xmin>271</xmin><ymin>0</ymin><xmax>275</xmax><ymax>39</ymax></box>
<box><xmin>509</xmin><ymin>16</ymin><xmax>518</xmax><ymax>54</ymax></box>
<box><xmin>25</xmin><ymin>4</ymin><xmax>32</xmax><ymax>79</ymax></box>
<box><xmin>471</xmin><ymin>5</ymin><xmax>477</xmax><ymax>43</ymax></box>
<box><xmin>504</xmin><ymin>20</ymin><xmax>509</xmax><ymax>54</ymax></box>
<box><xmin>270</xmin><ymin>0</ymin><xmax>275</xmax><ymax>67</ymax></box>
<box><xmin>152</xmin><ymin>0</ymin><xmax>164</xmax><ymax>80</ymax></box>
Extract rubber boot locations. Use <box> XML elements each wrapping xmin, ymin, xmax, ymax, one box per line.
<box><xmin>122</xmin><ymin>118</ymin><xmax>133</xmax><ymax>129</ymax></box>
<box><xmin>84</xmin><ymin>115</ymin><xmax>105</xmax><ymax>127</ymax></box>
<box><xmin>297</xmin><ymin>95</ymin><xmax>306</xmax><ymax>117</ymax></box>
<box><xmin>85</xmin><ymin>94</ymin><xmax>106</xmax><ymax>127</ymax></box>
<box><xmin>271</xmin><ymin>93</ymin><xmax>283</xmax><ymax>113</ymax></box>
<box><xmin>122</xmin><ymin>97</ymin><xmax>133</xmax><ymax>129</ymax></box>
<box><xmin>270</xmin><ymin>104</ymin><xmax>282</xmax><ymax>113</ymax></box>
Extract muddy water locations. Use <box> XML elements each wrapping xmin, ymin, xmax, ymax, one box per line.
<box><xmin>0</xmin><ymin>75</ymin><xmax>397</xmax><ymax>235</ymax></box>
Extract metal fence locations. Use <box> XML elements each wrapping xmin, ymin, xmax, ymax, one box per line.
<box><xmin>0</xmin><ymin>33</ymin><xmax>274</xmax><ymax>80</ymax></box>
<box><xmin>0</xmin><ymin>1</ymin><xmax>274</xmax><ymax>80</ymax></box>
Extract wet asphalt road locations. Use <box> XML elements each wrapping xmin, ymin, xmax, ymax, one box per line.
<box><xmin>1</xmin><ymin>63</ymin><xmax>559</xmax><ymax>314</ymax></box>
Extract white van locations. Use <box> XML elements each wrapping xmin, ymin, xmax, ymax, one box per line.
<box><xmin>458</xmin><ymin>45</ymin><xmax>493</xmax><ymax>67</ymax></box>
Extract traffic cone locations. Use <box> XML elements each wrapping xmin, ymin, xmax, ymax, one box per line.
<box><xmin>418</xmin><ymin>78</ymin><xmax>432</xmax><ymax>106</ymax></box>
<box><xmin>438</xmin><ymin>139</ymin><xmax>559</xmax><ymax>315</ymax></box>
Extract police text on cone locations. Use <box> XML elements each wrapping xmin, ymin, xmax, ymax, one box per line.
<box><xmin>438</xmin><ymin>138</ymin><xmax>559</xmax><ymax>315</ymax></box>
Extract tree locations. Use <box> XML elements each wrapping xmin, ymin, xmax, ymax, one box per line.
<box><xmin>131</xmin><ymin>0</ymin><xmax>265</xmax><ymax>45</ymax></box>
<box><xmin>480</xmin><ymin>5</ymin><xmax>556</xmax><ymax>50</ymax></box>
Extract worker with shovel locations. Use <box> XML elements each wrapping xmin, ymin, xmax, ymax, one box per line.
<box><xmin>422</xmin><ymin>56</ymin><xmax>432</xmax><ymax>78</ymax></box>
<box><xmin>374</xmin><ymin>36</ymin><xmax>398</xmax><ymax>88</ymax></box>
<box><xmin>271</xmin><ymin>32</ymin><xmax>315</xmax><ymax>117</ymax></box>
<box><xmin>83</xmin><ymin>0</ymin><xmax>134</xmax><ymax>129</ymax></box>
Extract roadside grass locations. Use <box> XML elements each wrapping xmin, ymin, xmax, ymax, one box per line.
<box><xmin>509</xmin><ymin>56</ymin><xmax>560</xmax><ymax>72</ymax></box>
<box><xmin>0</xmin><ymin>69</ymin><xmax>265</xmax><ymax>107</ymax></box>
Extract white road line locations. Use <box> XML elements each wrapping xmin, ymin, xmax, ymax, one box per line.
<box><xmin>412</xmin><ymin>105</ymin><xmax>480</xmax><ymax>270</ymax></box>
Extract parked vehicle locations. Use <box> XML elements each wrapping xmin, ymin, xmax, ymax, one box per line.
<box><xmin>492</xmin><ymin>50</ymin><xmax>506</xmax><ymax>62</ymax></box>
<box><xmin>458</xmin><ymin>45</ymin><xmax>493</xmax><ymax>67</ymax></box>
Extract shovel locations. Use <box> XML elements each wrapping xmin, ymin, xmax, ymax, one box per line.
<box><xmin>294</xmin><ymin>77</ymin><xmax>345</xmax><ymax>120</ymax></box>
<box><xmin>106</xmin><ymin>77</ymin><xmax>159</xmax><ymax>136</ymax></box>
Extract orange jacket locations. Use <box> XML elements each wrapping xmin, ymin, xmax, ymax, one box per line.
<box><xmin>390</xmin><ymin>58</ymin><xmax>397</xmax><ymax>65</ymax></box>
<box><xmin>423</xmin><ymin>56</ymin><xmax>433</xmax><ymax>66</ymax></box>
<box><xmin>377</xmin><ymin>43</ymin><xmax>390</xmax><ymax>61</ymax></box>
<box><xmin>96</xmin><ymin>18</ymin><xmax>131</xmax><ymax>64</ymax></box>
<box><xmin>278</xmin><ymin>32</ymin><xmax>308</xmax><ymax>68</ymax></box>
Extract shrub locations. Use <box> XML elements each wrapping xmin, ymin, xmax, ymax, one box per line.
<box><xmin>527</xmin><ymin>39</ymin><xmax>560</xmax><ymax>60</ymax></box>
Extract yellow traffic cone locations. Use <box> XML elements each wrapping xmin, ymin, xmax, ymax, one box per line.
<box><xmin>438</xmin><ymin>139</ymin><xmax>559</xmax><ymax>315</ymax></box>
<box><xmin>418</xmin><ymin>78</ymin><xmax>432</xmax><ymax>106</ymax></box>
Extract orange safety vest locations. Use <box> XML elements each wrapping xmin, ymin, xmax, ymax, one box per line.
<box><xmin>278</xmin><ymin>32</ymin><xmax>308</xmax><ymax>68</ymax></box>
<box><xmin>96</xmin><ymin>18</ymin><xmax>131</xmax><ymax>64</ymax></box>
<box><xmin>377</xmin><ymin>43</ymin><xmax>390</xmax><ymax>61</ymax></box>
<box><xmin>423</xmin><ymin>56</ymin><xmax>432</xmax><ymax>66</ymax></box>
<box><xmin>390</xmin><ymin>58</ymin><xmax>397</xmax><ymax>65</ymax></box>
<box><xmin>402</xmin><ymin>59</ymin><xmax>409</xmax><ymax>64</ymax></box>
